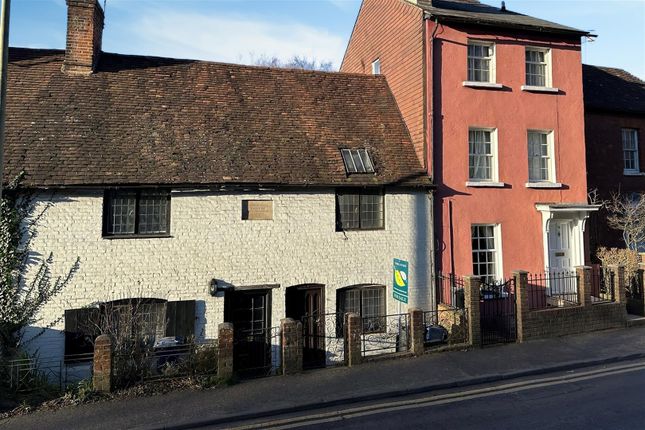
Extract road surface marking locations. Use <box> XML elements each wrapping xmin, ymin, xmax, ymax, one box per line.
<box><xmin>228</xmin><ymin>360</ymin><xmax>645</xmax><ymax>430</ymax></box>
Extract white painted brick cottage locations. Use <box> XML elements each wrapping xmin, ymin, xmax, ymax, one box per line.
<box><xmin>4</xmin><ymin>0</ymin><xmax>434</xmax><ymax>371</ymax></box>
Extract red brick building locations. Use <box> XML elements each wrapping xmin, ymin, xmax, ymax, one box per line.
<box><xmin>342</xmin><ymin>0</ymin><xmax>599</xmax><ymax>279</ymax></box>
<box><xmin>582</xmin><ymin>65</ymin><xmax>645</xmax><ymax>253</ymax></box>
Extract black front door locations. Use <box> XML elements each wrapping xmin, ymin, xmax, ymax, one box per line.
<box><xmin>225</xmin><ymin>289</ymin><xmax>271</xmax><ymax>376</ymax></box>
<box><xmin>286</xmin><ymin>285</ymin><xmax>325</xmax><ymax>368</ymax></box>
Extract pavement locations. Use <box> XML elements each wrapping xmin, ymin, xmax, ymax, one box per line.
<box><xmin>2</xmin><ymin>326</ymin><xmax>645</xmax><ymax>430</ymax></box>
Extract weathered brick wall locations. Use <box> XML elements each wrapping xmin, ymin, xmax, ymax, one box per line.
<box><xmin>25</xmin><ymin>188</ymin><xmax>434</xmax><ymax>362</ymax></box>
<box><xmin>522</xmin><ymin>303</ymin><xmax>626</xmax><ymax>340</ymax></box>
<box><xmin>341</xmin><ymin>0</ymin><xmax>426</xmax><ymax>167</ymax></box>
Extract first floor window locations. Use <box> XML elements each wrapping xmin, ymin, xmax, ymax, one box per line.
<box><xmin>468</xmin><ymin>42</ymin><xmax>494</xmax><ymax>82</ymax></box>
<box><xmin>337</xmin><ymin>285</ymin><xmax>386</xmax><ymax>333</ymax></box>
<box><xmin>622</xmin><ymin>128</ymin><xmax>640</xmax><ymax>174</ymax></box>
<box><xmin>104</xmin><ymin>189</ymin><xmax>171</xmax><ymax>236</ymax></box>
<box><xmin>336</xmin><ymin>189</ymin><xmax>384</xmax><ymax>230</ymax></box>
<box><xmin>528</xmin><ymin>130</ymin><xmax>554</xmax><ymax>182</ymax></box>
<box><xmin>472</xmin><ymin>225</ymin><xmax>500</xmax><ymax>284</ymax></box>
<box><xmin>469</xmin><ymin>129</ymin><xmax>496</xmax><ymax>181</ymax></box>
<box><xmin>525</xmin><ymin>48</ymin><xmax>550</xmax><ymax>87</ymax></box>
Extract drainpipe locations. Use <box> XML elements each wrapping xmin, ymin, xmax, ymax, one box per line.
<box><xmin>449</xmin><ymin>200</ymin><xmax>455</xmax><ymax>275</ymax></box>
<box><xmin>428</xmin><ymin>17</ymin><xmax>441</xmax><ymax>274</ymax></box>
<box><xmin>428</xmin><ymin>17</ymin><xmax>439</xmax><ymax>178</ymax></box>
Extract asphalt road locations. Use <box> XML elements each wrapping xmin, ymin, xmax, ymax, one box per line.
<box><xmin>230</xmin><ymin>361</ymin><xmax>645</xmax><ymax>430</ymax></box>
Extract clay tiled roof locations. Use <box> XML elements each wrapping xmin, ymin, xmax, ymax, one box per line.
<box><xmin>415</xmin><ymin>0</ymin><xmax>589</xmax><ymax>36</ymax></box>
<box><xmin>582</xmin><ymin>64</ymin><xmax>645</xmax><ymax>115</ymax></box>
<box><xmin>4</xmin><ymin>48</ymin><xmax>430</xmax><ymax>188</ymax></box>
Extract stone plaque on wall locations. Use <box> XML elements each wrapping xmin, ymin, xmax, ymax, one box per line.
<box><xmin>242</xmin><ymin>200</ymin><xmax>273</xmax><ymax>220</ymax></box>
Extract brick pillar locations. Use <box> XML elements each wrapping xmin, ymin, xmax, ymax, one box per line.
<box><xmin>513</xmin><ymin>271</ymin><xmax>529</xmax><ymax>343</ymax></box>
<box><xmin>409</xmin><ymin>308</ymin><xmax>425</xmax><ymax>356</ymax></box>
<box><xmin>344</xmin><ymin>313</ymin><xmax>362</xmax><ymax>367</ymax></box>
<box><xmin>217</xmin><ymin>322</ymin><xmax>234</xmax><ymax>380</ymax></box>
<box><xmin>464</xmin><ymin>276</ymin><xmax>481</xmax><ymax>348</ymax></box>
<box><xmin>92</xmin><ymin>334</ymin><xmax>112</xmax><ymax>393</ymax></box>
<box><xmin>281</xmin><ymin>318</ymin><xmax>302</xmax><ymax>375</ymax></box>
<box><xmin>576</xmin><ymin>266</ymin><xmax>592</xmax><ymax>307</ymax></box>
<box><xmin>608</xmin><ymin>265</ymin><xmax>626</xmax><ymax>304</ymax></box>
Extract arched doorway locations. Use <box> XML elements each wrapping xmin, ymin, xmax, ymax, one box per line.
<box><xmin>285</xmin><ymin>284</ymin><xmax>325</xmax><ymax>368</ymax></box>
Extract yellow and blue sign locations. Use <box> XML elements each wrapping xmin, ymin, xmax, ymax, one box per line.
<box><xmin>393</xmin><ymin>258</ymin><xmax>409</xmax><ymax>304</ymax></box>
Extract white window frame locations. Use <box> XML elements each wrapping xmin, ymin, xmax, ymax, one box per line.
<box><xmin>527</xmin><ymin>130</ymin><xmax>557</xmax><ymax>184</ymax></box>
<box><xmin>471</xmin><ymin>224</ymin><xmax>503</xmax><ymax>283</ymax></box>
<box><xmin>468</xmin><ymin>127</ymin><xmax>499</xmax><ymax>183</ymax></box>
<box><xmin>525</xmin><ymin>47</ymin><xmax>552</xmax><ymax>88</ymax></box>
<box><xmin>371</xmin><ymin>58</ymin><xmax>381</xmax><ymax>75</ymax></box>
<box><xmin>467</xmin><ymin>41</ymin><xmax>496</xmax><ymax>84</ymax></box>
<box><xmin>622</xmin><ymin>128</ymin><xmax>640</xmax><ymax>175</ymax></box>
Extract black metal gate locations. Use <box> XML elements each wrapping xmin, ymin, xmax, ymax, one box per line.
<box><xmin>301</xmin><ymin>312</ymin><xmax>345</xmax><ymax>369</ymax></box>
<box><xmin>480</xmin><ymin>278</ymin><xmax>517</xmax><ymax>346</ymax></box>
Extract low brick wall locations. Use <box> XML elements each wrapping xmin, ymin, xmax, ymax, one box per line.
<box><xmin>521</xmin><ymin>302</ymin><xmax>626</xmax><ymax>340</ymax></box>
<box><xmin>515</xmin><ymin>267</ymin><xmax>628</xmax><ymax>342</ymax></box>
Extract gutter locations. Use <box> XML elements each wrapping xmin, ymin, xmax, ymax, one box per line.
<box><xmin>12</xmin><ymin>181</ymin><xmax>437</xmax><ymax>192</ymax></box>
<box><xmin>424</xmin><ymin>13</ymin><xmax>593</xmax><ymax>38</ymax></box>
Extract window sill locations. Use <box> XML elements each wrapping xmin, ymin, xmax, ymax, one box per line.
<box><xmin>462</xmin><ymin>81</ymin><xmax>504</xmax><ymax>90</ymax></box>
<box><xmin>466</xmin><ymin>181</ymin><xmax>505</xmax><ymax>188</ymax></box>
<box><xmin>103</xmin><ymin>234</ymin><xmax>173</xmax><ymax>240</ymax></box>
<box><xmin>525</xmin><ymin>182</ymin><xmax>563</xmax><ymax>189</ymax></box>
<box><xmin>521</xmin><ymin>85</ymin><xmax>559</xmax><ymax>94</ymax></box>
<box><xmin>623</xmin><ymin>171</ymin><xmax>645</xmax><ymax>176</ymax></box>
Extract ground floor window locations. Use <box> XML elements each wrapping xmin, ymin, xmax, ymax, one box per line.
<box><xmin>337</xmin><ymin>285</ymin><xmax>386</xmax><ymax>333</ymax></box>
<box><xmin>472</xmin><ymin>224</ymin><xmax>501</xmax><ymax>283</ymax></box>
<box><xmin>64</xmin><ymin>299</ymin><xmax>196</xmax><ymax>360</ymax></box>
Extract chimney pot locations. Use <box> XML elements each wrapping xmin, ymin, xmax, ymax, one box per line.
<box><xmin>63</xmin><ymin>0</ymin><xmax>105</xmax><ymax>75</ymax></box>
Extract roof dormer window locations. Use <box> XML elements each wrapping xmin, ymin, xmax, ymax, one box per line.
<box><xmin>341</xmin><ymin>149</ymin><xmax>375</xmax><ymax>174</ymax></box>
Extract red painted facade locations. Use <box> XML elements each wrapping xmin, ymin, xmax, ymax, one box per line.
<box><xmin>343</xmin><ymin>0</ymin><xmax>593</xmax><ymax>278</ymax></box>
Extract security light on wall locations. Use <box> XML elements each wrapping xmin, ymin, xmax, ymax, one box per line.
<box><xmin>209</xmin><ymin>279</ymin><xmax>234</xmax><ymax>296</ymax></box>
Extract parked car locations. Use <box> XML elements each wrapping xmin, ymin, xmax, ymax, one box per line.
<box><xmin>424</xmin><ymin>324</ymin><xmax>449</xmax><ymax>346</ymax></box>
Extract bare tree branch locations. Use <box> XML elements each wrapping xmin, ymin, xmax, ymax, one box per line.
<box><xmin>253</xmin><ymin>54</ymin><xmax>335</xmax><ymax>72</ymax></box>
<box><xmin>606</xmin><ymin>191</ymin><xmax>645</xmax><ymax>251</ymax></box>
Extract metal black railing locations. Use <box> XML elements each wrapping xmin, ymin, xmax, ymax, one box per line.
<box><xmin>527</xmin><ymin>271</ymin><xmax>580</xmax><ymax>310</ymax></box>
<box><xmin>591</xmin><ymin>265</ymin><xmax>615</xmax><ymax>303</ymax></box>
<box><xmin>423</xmin><ymin>308</ymin><xmax>469</xmax><ymax>349</ymax></box>
<box><xmin>361</xmin><ymin>313</ymin><xmax>410</xmax><ymax>357</ymax></box>
<box><xmin>232</xmin><ymin>326</ymin><xmax>280</xmax><ymax>379</ymax></box>
<box><xmin>112</xmin><ymin>340</ymin><xmax>218</xmax><ymax>388</ymax></box>
<box><xmin>480</xmin><ymin>278</ymin><xmax>517</xmax><ymax>346</ymax></box>
<box><xmin>436</xmin><ymin>273</ymin><xmax>466</xmax><ymax>309</ymax></box>
<box><xmin>3</xmin><ymin>352</ymin><xmax>94</xmax><ymax>393</ymax></box>
<box><xmin>301</xmin><ymin>312</ymin><xmax>345</xmax><ymax>368</ymax></box>
<box><xmin>626</xmin><ymin>270</ymin><xmax>643</xmax><ymax>300</ymax></box>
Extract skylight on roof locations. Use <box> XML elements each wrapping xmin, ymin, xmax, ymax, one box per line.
<box><xmin>341</xmin><ymin>149</ymin><xmax>375</xmax><ymax>174</ymax></box>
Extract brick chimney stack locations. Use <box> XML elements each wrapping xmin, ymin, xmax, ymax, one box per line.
<box><xmin>63</xmin><ymin>0</ymin><xmax>104</xmax><ymax>75</ymax></box>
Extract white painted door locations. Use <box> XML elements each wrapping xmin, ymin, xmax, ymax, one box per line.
<box><xmin>548</xmin><ymin>220</ymin><xmax>573</xmax><ymax>271</ymax></box>
<box><xmin>547</xmin><ymin>220</ymin><xmax>575</xmax><ymax>301</ymax></box>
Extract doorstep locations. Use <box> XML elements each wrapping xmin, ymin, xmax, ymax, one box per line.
<box><xmin>627</xmin><ymin>314</ymin><xmax>645</xmax><ymax>328</ymax></box>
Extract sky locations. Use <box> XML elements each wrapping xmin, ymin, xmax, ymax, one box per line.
<box><xmin>9</xmin><ymin>0</ymin><xmax>645</xmax><ymax>78</ymax></box>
